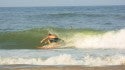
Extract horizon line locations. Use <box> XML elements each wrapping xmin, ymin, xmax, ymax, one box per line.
<box><xmin>0</xmin><ymin>5</ymin><xmax>125</xmax><ymax>7</ymax></box>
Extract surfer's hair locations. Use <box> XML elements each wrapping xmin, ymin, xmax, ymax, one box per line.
<box><xmin>48</xmin><ymin>33</ymin><xmax>52</xmax><ymax>35</ymax></box>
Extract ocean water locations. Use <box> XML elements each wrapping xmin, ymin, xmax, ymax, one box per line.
<box><xmin>0</xmin><ymin>5</ymin><xmax>125</xmax><ymax>66</ymax></box>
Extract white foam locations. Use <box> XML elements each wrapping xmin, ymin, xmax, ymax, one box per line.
<box><xmin>70</xmin><ymin>29</ymin><xmax>125</xmax><ymax>49</ymax></box>
<box><xmin>83</xmin><ymin>55</ymin><xmax>125</xmax><ymax>66</ymax></box>
<box><xmin>0</xmin><ymin>54</ymin><xmax>79</xmax><ymax>65</ymax></box>
<box><xmin>0</xmin><ymin>54</ymin><xmax>125</xmax><ymax>66</ymax></box>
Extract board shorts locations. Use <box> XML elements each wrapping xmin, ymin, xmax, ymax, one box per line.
<box><xmin>49</xmin><ymin>38</ymin><xmax>60</xmax><ymax>43</ymax></box>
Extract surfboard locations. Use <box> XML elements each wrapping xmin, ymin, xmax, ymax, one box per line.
<box><xmin>37</xmin><ymin>43</ymin><xmax>61</xmax><ymax>49</ymax></box>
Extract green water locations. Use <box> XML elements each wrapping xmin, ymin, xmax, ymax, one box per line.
<box><xmin>0</xmin><ymin>27</ymin><xmax>104</xmax><ymax>49</ymax></box>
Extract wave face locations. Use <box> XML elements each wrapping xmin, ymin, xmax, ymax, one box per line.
<box><xmin>0</xmin><ymin>54</ymin><xmax>125</xmax><ymax>66</ymax></box>
<box><xmin>0</xmin><ymin>28</ymin><xmax>125</xmax><ymax>49</ymax></box>
<box><xmin>0</xmin><ymin>28</ymin><xmax>100</xmax><ymax>49</ymax></box>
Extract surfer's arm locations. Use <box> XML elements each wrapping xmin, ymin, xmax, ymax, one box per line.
<box><xmin>40</xmin><ymin>37</ymin><xmax>48</xmax><ymax>44</ymax></box>
<box><xmin>48</xmin><ymin>39</ymin><xmax>51</xmax><ymax>44</ymax></box>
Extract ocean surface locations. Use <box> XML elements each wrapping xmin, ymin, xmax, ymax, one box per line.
<box><xmin>0</xmin><ymin>5</ymin><xmax>125</xmax><ymax>66</ymax></box>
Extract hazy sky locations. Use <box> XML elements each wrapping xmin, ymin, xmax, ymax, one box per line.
<box><xmin>0</xmin><ymin>0</ymin><xmax>125</xmax><ymax>7</ymax></box>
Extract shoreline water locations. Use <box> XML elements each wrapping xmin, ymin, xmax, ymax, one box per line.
<box><xmin>0</xmin><ymin>65</ymin><xmax>125</xmax><ymax>70</ymax></box>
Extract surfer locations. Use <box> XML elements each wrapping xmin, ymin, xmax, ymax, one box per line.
<box><xmin>38</xmin><ymin>33</ymin><xmax>64</xmax><ymax>49</ymax></box>
<box><xmin>40</xmin><ymin>33</ymin><xmax>60</xmax><ymax>45</ymax></box>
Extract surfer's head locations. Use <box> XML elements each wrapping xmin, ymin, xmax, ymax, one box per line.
<box><xmin>48</xmin><ymin>33</ymin><xmax>52</xmax><ymax>36</ymax></box>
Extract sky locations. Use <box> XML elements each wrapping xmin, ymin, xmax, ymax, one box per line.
<box><xmin>0</xmin><ymin>0</ymin><xmax>125</xmax><ymax>7</ymax></box>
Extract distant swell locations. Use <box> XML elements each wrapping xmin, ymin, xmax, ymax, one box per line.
<box><xmin>38</xmin><ymin>13</ymin><xmax>124</xmax><ymax>18</ymax></box>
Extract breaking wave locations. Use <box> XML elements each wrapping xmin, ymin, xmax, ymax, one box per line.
<box><xmin>0</xmin><ymin>27</ymin><xmax>125</xmax><ymax>49</ymax></box>
<box><xmin>69</xmin><ymin>28</ymin><xmax>125</xmax><ymax>49</ymax></box>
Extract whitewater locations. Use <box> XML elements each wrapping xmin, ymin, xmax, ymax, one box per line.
<box><xmin>0</xmin><ymin>49</ymin><xmax>125</xmax><ymax>66</ymax></box>
<box><xmin>71</xmin><ymin>28</ymin><xmax>125</xmax><ymax>49</ymax></box>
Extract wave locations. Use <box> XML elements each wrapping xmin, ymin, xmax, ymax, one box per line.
<box><xmin>0</xmin><ymin>28</ymin><xmax>101</xmax><ymax>49</ymax></box>
<box><xmin>0</xmin><ymin>27</ymin><xmax>125</xmax><ymax>49</ymax></box>
<box><xmin>0</xmin><ymin>54</ymin><xmax>125</xmax><ymax>66</ymax></box>
<box><xmin>47</xmin><ymin>13</ymin><xmax>105</xmax><ymax>17</ymax></box>
<box><xmin>72</xmin><ymin>29</ymin><xmax>125</xmax><ymax>49</ymax></box>
<box><xmin>28</xmin><ymin>13</ymin><xmax>125</xmax><ymax>18</ymax></box>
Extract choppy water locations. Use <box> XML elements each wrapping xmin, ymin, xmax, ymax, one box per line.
<box><xmin>0</xmin><ymin>5</ymin><xmax>125</xmax><ymax>31</ymax></box>
<box><xmin>0</xmin><ymin>5</ymin><xmax>125</xmax><ymax>66</ymax></box>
